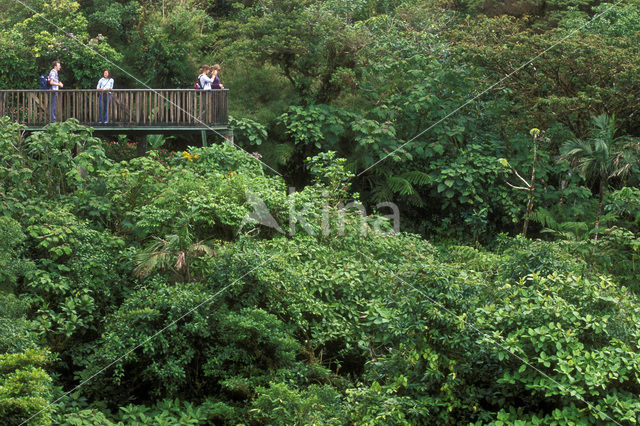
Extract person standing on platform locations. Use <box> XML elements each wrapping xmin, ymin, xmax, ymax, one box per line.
<box><xmin>198</xmin><ymin>65</ymin><xmax>213</xmax><ymax>90</ymax></box>
<box><xmin>210</xmin><ymin>64</ymin><xmax>224</xmax><ymax>89</ymax></box>
<box><xmin>198</xmin><ymin>65</ymin><xmax>214</xmax><ymax>122</ymax></box>
<box><xmin>48</xmin><ymin>61</ymin><xmax>63</xmax><ymax>123</ymax></box>
<box><xmin>97</xmin><ymin>69</ymin><xmax>114</xmax><ymax>124</ymax></box>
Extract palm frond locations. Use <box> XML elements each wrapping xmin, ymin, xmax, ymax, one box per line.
<box><xmin>190</xmin><ymin>240</ymin><xmax>216</xmax><ymax>257</ymax></box>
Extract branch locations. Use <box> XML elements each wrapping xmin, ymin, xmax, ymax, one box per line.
<box><xmin>508</xmin><ymin>165</ymin><xmax>531</xmax><ymax>188</ymax></box>
<box><xmin>505</xmin><ymin>181</ymin><xmax>529</xmax><ymax>191</ymax></box>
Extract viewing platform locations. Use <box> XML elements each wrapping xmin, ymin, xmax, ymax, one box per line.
<box><xmin>0</xmin><ymin>88</ymin><xmax>230</xmax><ymax>145</ymax></box>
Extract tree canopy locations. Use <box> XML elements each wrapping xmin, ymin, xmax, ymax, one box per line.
<box><xmin>2</xmin><ymin>0</ymin><xmax>640</xmax><ymax>424</ymax></box>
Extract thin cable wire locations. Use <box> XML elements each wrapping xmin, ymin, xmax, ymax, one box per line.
<box><xmin>19</xmin><ymin>256</ymin><xmax>273</xmax><ymax>425</ymax></box>
<box><xmin>355</xmin><ymin>249</ymin><xmax>622</xmax><ymax>425</ymax></box>
<box><xmin>11</xmin><ymin>0</ymin><xmax>282</xmax><ymax>176</ymax></box>
<box><xmin>357</xmin><ymin>0</ymin><xmax>625</xmax><ymax>177</ymax></box>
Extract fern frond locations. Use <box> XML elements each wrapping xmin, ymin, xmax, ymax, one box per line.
<box><xmin>387</xmin><ymin>176</ymin><xmax>416</xmax><ymax>196</ymax></box>
<box><xmin>370</xmin><ymin>184</ymin><xmax>393</xmax><ymax>204</ymax></box>
<box><xmin>402</xmin><ymin>170</ymin><xmax>431</xmax><ymax>187</ymax></box>
<box><xmin>530</xmin><ymin>208</ymin><xmax>558</xmax><ymax>229</ymax></box>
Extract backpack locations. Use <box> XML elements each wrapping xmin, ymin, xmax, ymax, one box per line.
<box><xmin>39</xmin><ymin>74</ymin><xmax>51</xmax><ymax>90</ymax></box>
<box><xmin>194</xmin><ymin>75</ymin><xmax>202</xmax><ymax>90</ymax></box>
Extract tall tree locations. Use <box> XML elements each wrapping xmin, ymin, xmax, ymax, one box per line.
<box><xmin>560</xmin><ymin>114</ymin><xmax>640</xmax><ymax>242</ymax></box>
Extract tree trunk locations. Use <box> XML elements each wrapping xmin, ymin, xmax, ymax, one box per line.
<box><xmin>522</xmin><ymin>136</ymin><xmax>538</xmax><ymax>237</ymax></box>
<box><xmin>594</xmin><ymin>181</ymin><xmax>605</xmax><ymax>243</ymax></box>
<box><xmin>588</xmin><ymin>180</ymin><xmax>606</xmax><ymax>275</ymax></box>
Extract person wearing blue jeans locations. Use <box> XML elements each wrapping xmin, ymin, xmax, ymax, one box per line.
<box><xmin>48</xmin><ymin>61</ymin><xmax>63</xmax><ymax>123</ymax></box>
<box><xmin>97</xmin><ymin>69</ymin><xmax>114</xmax><ymax>123</ymax></box>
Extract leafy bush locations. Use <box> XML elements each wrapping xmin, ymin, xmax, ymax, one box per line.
<box><xmin>0</xmin><ymin>216</ymin><xmax>34</xmax><ymax>292</ymax></box>
<box><xmin>0</xmin><ymin>119</ymin><xmax>109</xmax><ymax>198</ymax></box>
<box><xmin>83</xmin><ymin>277</ymin><xmax>301</xmax><ymax>405</ymax></box>
<box><xmin>0</xmin><ymin>349</ymin><xmax>53</xmax><ymax>425</ymax></box>
<box><xmin>0</xmin><ymin>293</ymin><xmax>39</xmax><ymax>354</ymax></box>
<box><xmin>475</xmin><ymin>273</ymin><xmax>640</xmax><ymax>423</ymax></box>
<box><xmin>494</xmin><ymin>235</ymin><xmax>587</xmax><ymax>282</ymax></box>
<box><xmin>22</xmin><ymin>206</ymin><xmax>127</xmax><ymax>349</ymax></box>
<box><xmin>249</xmin><ymin>383</ymin><xmax>345</xmax><ymax>425</ymax></box>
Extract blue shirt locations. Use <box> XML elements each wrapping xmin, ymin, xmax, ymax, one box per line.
<box><xmin>97</xmin><ymin>77</ymin><xmax>114</xmax><ymax>90</ymax></box>
<box><xmin>48</xmin><ymin>69</ymin><xmax>59</xmax><ymax>90</ymax></box>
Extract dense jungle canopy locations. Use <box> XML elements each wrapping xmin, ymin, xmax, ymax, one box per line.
<box><xmin>2</xmin><ymin>0</ymin><xmax>640</xmax><ymax>424</ymax></box>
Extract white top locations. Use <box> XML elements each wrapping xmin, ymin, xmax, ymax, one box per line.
<box><xmin>97</xmin><ymin>77</ymin><xmax>114</xmax><ymax>90</ymax></box>
<box><xmin>48</xmin><ymin>69</ymin><xmax>59</xmax><ymax>90</ymax></box>
<box><xmin>199</xmin><ymin>73</ymin><xmax>213</xmax><ymax>90</ymax></box>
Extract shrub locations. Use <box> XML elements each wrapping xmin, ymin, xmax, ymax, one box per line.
<box><xmin>0</xmin><ymin>349</ymin><xmax>53</xmax><ymax>426</ymax></box>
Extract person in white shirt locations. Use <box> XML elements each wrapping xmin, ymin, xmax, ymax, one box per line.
<box><xmin>198</xmin><ymin>65</ymin><xmax>214</xmax><ymax>90</ymax></box>
<box><xmin>97</xmin><ymin>69</ymin><xmax>114</xmax><ymax>123</ymax></box>
<box><xmin>48</xmin><ymin>61</ymin><xmax>63</xmax><ymax>123</ymax></box>
<box><xmin>198</xmin><ymin>65</ymin><xmax>215</xmax><ymax>121</ymax></box>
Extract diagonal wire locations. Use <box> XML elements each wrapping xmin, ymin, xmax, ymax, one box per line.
<box><xmin>10</xmin><ymin>0</ymin><xmax>282</xmax><ymax>176</ymax></box>
<box><xmin>355</xmin><ymin>248</ymin><xmax>622</xmax><ymax>425</ymax></box>
<box><xmin>357</xmin><ymin>0</ymin><xmax>626</xmax><ymax>177</ymax></box>
<box><xmin>19</xmin><ymin>256</ymin><xmax>273</xmax><ymax>426</ymax></box>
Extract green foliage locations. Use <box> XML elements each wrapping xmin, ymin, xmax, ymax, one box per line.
<box><xmin>450</xmin><ymin>16</ymin><xmax>640</xmax><ymax>135</ymax></box>
<box><xmin>2</xmin><ymin>0</ymin><xmax>640</xmax><ymax>421</ymax></box>
<box><xmin>82</xmin><ymin>278</ymin><xmax>210</xmax><ymax>401</ymax></box>
<box><xmin>15</xmin><ymin>203</ymin><xmax>129</xmax><ymax>379</ymax></box>
<box><xmin>129</xmin><ymin>1</ymin><xmax>214</xmax><ymax>88</ymax></box>
<box><xmin>115</xmin><ymin>398</ymin><xmax>234</xmax><ymax>425</ymax></box>
<box><xmin>56</xmin><ymin>398</ymin><xmax>235</xmax><ymax>425</ymax></box>
<box><xmin>595</xmin><ymin>187</ymin><xmax>640</xmax><ymax>290</ymax></box>
<box><xmin>0</xmin><ymin>0</ymin><xmax>121</xmax><ymax>89</ymax></box>
<box><xmin>0</xmin><ymin>293</ymin><xmax>40</xmax><ymax>354</ymax></box>
<box><xmin>134</xmin><ymin>234</ymin><xmax>216</xmax><ymax>283</ymax></box>
<box><xmin>97</xmin><ymin>144</ymin><xmax>285</xmax><ymax>242</ymax></box>
<box><xmin>249</xmin><ymin>383</ymin><xmax>345</xmax><ymax>425</ymax></box>
<box><xmin>0</xmin><ymin>118</ymin><xmax>110</xmax><ymax>198</ymax></box>
<box><xmin>560</xmin><ymin>114</ymin><xmax>640</xmax><ymax>241</ymax></box>
<box><xmin>359</xmin><ymin>238</ymin><xmax>640</xmax><ymax>424</ymax></box>
<box><xmin>0</xmin><ymin>113</ymin><xmax>638</xmax><ymax>423</ymax></box>
<box><xmin>0</xmin><ymin>215</ymin><xmax>33</xmax><ymax>291</ymax></box>
<box><xmin>560</xmin><ymin>114</ymin><xmax>635</xmax><ymax>186</ymax></box>
<box><xmin>475</xmin><ymin>273</ymin><xmax>640</xmax><ymax>424</ymax></box>
<box><xmin>86</xmin><ymin>0</ymin><xmax>141</xmax><ymax>46</ymax></box>
<box><xmin>83</xmin><ymin>278</ymin><xmax>301</xmax><ymax>404</ymax></box>
<box><xmin>0</xmin><ymin>349</ymin><xmax>53</xmax><ymax>426</ymax></box>
<box><xmin>202</xmin><ymin>307</ymin><xmax>300</xmax><ymax>397</ymax></box>
<box><xmin>564</xmin><ymin>0</ymin><xmax>640</xmax><ymax>38</ymax></box>
<box><xmin>306</xmin><ymin>151</ymin><xmax>355</xmax><ymax>203</ymax></box>
<box><xmin>220</xmin><ymin>0</ymin><xmax>369</xmax><ymax>103</ymax></box>
<box><xmin>279</xmin><ymin>104</ymin><xmax>354</xmax><ymax>150</ymax></box>
<box><xmin>228</xmin><ymin>115</ymin><xmax>268</xmax><ymax>146</ymax></box>
<box><xmin>56</xmin><ymin>408</ymin><xmax>114</xmax><ymax>426</ymax></box>
<box><xmin>494</xmin><ymin>235</ymin><xmax>587</xmax><ymax>282</ymax></box>
<box><xmin>224</xmin><ymin>63</ymin><xmax>297</xmax><ymax>129</ymax></box>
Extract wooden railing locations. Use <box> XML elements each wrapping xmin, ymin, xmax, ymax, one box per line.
<box><xmin>0</xmin><ymin>89</ymin><xmax>228</xmax><ymax>128</ymax></box>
